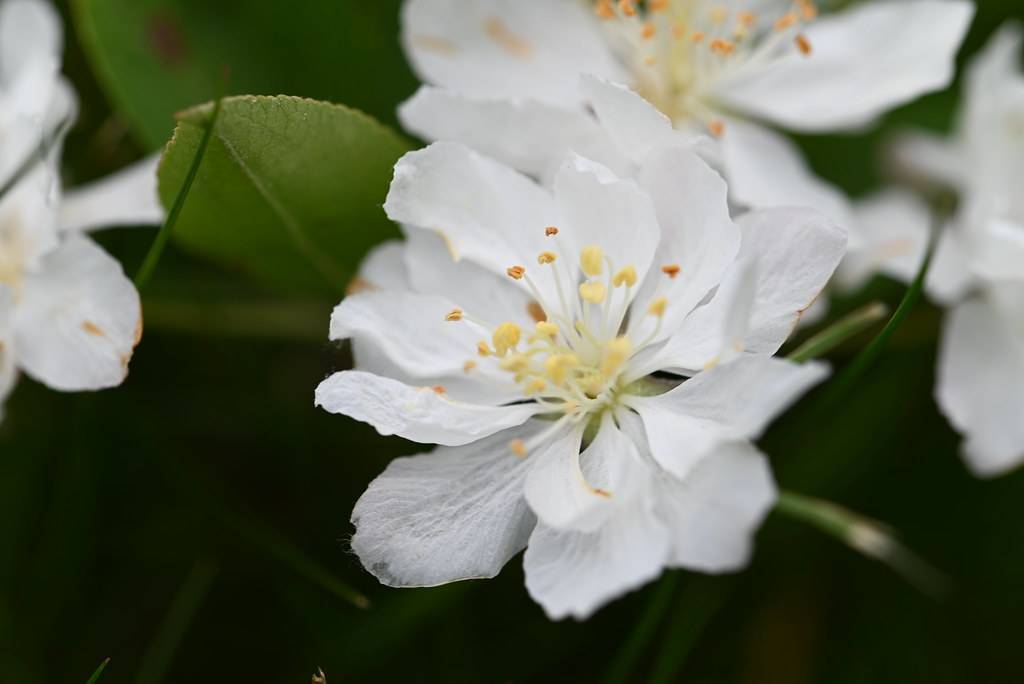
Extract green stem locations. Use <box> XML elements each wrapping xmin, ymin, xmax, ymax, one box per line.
<box><xmin>602</xmin><ymin>571</ymin><xmax>680</xmax><ymax>684</ymax></box>
<box><xmin>134</xmin><ymin>95</ymin><xmax>223</xmax><ymax>289</ymax></box>
<box><xmin>85</xmin><ymin>658</ymin><xmax>110</xmax><ymax>684</ymax></box>
<box><xmin>776</xmin><ymin>490</ymin><xmax>948</xmax><ymax>597</ymax></box>
<box><xmin>134</xmin><ymin>558</ymin><xmax>220</xmax><ymax>684</ymax></box>
<box><xmin>787</xmin><ymin>301</ymin><xmax>890</xmax><ymax>363</ymax></box>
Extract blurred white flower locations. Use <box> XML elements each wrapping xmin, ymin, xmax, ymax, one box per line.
<box><xmin>892</xmin><ymin>23</ymin><xmax>1024</xmax><ymax>477</ymax></box>
<box><xmin>398</xmin><ymin>0</ymin><xmax>973</xmax><ymax>226</ymax></box>
<box><xmin>0</xmin><ymin>0</ymin><xmax>163</xmax><ymax>422</ymax></box>
<box><xmin>317</xmin><ymin>142</ymin><xmax>845</xmax><ymax>619</ymax></box>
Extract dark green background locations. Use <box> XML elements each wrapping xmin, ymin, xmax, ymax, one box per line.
<box><xmin>2</xmin><ymin>1</ymin><xmax>1021</xmax><ymax>682</ymax></box>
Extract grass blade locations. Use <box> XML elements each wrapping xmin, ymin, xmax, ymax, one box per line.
<box><xmin>602</xmin><ymin>572</ymin><xmax>680</xmax><ymax>684</ymax></box>
<box><xmin>134</xmin><ymin>558</ymin><xmax>219</xmax><ymax>684</ymax></box>
<box><xmin>134</xmin><ymin>94</ymin><xmax>223</xmax><ymax>289</ymax></box>
<box><xmin>788</xmin><ymin>302</ymin><xmax>890</xmax><ymax>363</ymax></box>
<box><xmin>775</xmin><ymin>490</ymin><xmax>949</xmax><ymax>597</ymax></box>
<box><xmin>85</xmin><ymin>658</ymin><xmax>110</xmax><ymax>684</ymax></box>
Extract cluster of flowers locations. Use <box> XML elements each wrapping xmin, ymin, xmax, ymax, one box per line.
<box><xmin>2</xmin><ymin>0</ymin><xmax>1020</xmax><ymax>620</ymax></box>
<box><xmin>316</xmin><ymin>0</ymin><xmax>1023</xmax><ymax>618</ymax></box>
<box><xmin>0</xmin><ymin>0</ymin><xmax>161</xmax><ymax>421</ymax></box>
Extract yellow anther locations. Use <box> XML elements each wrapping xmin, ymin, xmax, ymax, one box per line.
<box><xmin>738</xmin><ymin>11</ymin><xmax>756</xmax><ymax>27</ymax></box>
<box><xmin>649</xmin><ymin>0</ymin><xmax>669</xmax><ymax>11</ymax></box>
<box><xmin>492</xmin><ymin>322</ymin><xmax>522</xmax><ymax>357</ymax></box>
<box><xmin>544</xmin><ymin>354</ymin><xmax>580</xmax><ymax>385</ymax></box>
<box><xmin>618</xmin><ymin>0</ymin><xmax>636</xmax><ymax>17</ymax></box>
<box><xmin>612</xmin><ymin>266</ymin><xmax>637</xmax><ymax>288</ymax></box>
<box><xmin>499</xmin><ymin>353</ymin><xmax>529</xmax><ymax>372</ymax></box>
<box><xmin>648</xmin><ymin>297</ymin><xmax>668</xmax><ymax>317</ymax></box>
<box><xmin>463</xmin><ymin>360</ymin><xmax>477</xmax><ymax>373</ymax></box>
<box><xmin>662</xmin><ymin>263</ymin><xmax>682</xmax><ymax>278</ymax></box>
<box><xmin>525</xmin><ymin>378</ymin><xmax>547</xmax><ymax>395</ymax></box>
<box><xmin>431</xmin><ymin>385</ymin><xmax>447</xmax><ymax>395</ymax></box>
<box><xmin>795</xmin><ymin>33</ymin><xmax>812</xmax><ymax>55</ymax></box>
<box><xmin>537</xmin><ymin>251</ymin><xmax>557</xmax><ymax>265</ymax></box>
<box><xmin>534</xmin><ymin>321</ymin><xmax>559</xmax><ymax>338</ymax></box>
<box><xmin>710</xmin><ymin>38</ymin><xmax>735</xmax><ymax>55</ymax></box>
<box><xmin>595</xmin><ymin>0</ymin><xmax>614</xmax><ymax>19</ymax></box>
<box><xmin>510</xmin><ymin>439</ymin><xmax>528</xmax><ymax>458</ymax></box>
<box><xmin>691</xmin><ymin>31</ymin><xmax>705</xmax><ymax>42</ymax></box>
<box><xmin>708</xmin><ymin>120</ymin><xmax>725</xmax><ymax>137</ymax></box>
<box><xmin>774</xmin><ymin>12</ymin><xmax>797</xmax><ymax>31</ymax></box>
<box><xmin>581</xmin><ymin>245</ymin><xmax>604</xmax><ymax>276</ymax></box>
<box><xmin>507</xmin><ymin>265</ymin><xmax>526</xmax><ymax>280</ymax></box>
<box><xmin>545</xmin><ymin>226</ymin><xmax>559</xmax><ymax>236</ymax></box>
<box><xmin>477</xmin><ymin>341</ymin><xmax>494</xmax><ymax>357</ymax></box>
<box><xmin>600</xmin><ymin>337</ymin><xmax>633</xmax><ymax>378</ymax></box>
<box><xmin>640</xmin><ymin>22</ymin><xmax>656</xmax><ymax>40</ymax></box>
<box><xmin>579</xmin><ymin>280</ymin><xmax>607</xmax><ymax>304</ymax></box>
<box><xmin>445</xmin><ymin>308</ymin><xmax>464</xmax><ymax>322</ymax></box>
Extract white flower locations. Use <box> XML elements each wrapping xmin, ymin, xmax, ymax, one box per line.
<box><xmin>891</xmin><ymin>22</ymin><xmax>1024</xmax><ymax>477</ymax></box>
<box><xmin>316</xmin><ymin>141</ymin><xmax>845</xmax><ymax>619</ymax></box>
<box><xmin>0</xmin><ymin>0</ymin><xmax>164</xmax><ymax>422</ymax></box>
<box><xmin>397</xmin><ymin>0</ymin><xmax>973</xmax><ymax>226</ymax></box>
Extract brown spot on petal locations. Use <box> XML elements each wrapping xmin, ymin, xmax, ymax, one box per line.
<box><xmin>82</xmin><ymin>321</ymin><xmax>106</xmax><ymax>337</ymax></box>
<box><xmin>412</xmin><ymin>34</ymin><xmax>460</xmax><ymax>56</ymax></box>
<box><xmin>483</xmin><ymin>18</ymin><xmax>533</xmax><ymax>58</ymax></box>
<box><xmin>527</xmin><ymin>301</ymin><xmax>547</xmax><ymax>323</ymax></box>
<box><xmin>345</xmin><ymin>276</ymin><xmax>375</xmax><ymax>296</ymax></box>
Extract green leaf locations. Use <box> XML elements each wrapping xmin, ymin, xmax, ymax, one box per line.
<box><xmin>157</xmin><ymin>95</ymin><xmax>408</xmax><ymax>295</ymax></box>
<box><xmin>84</xmin><ymin>658</ymin><xmax>110</xmax><ymax>684</ymax></box>
<box><xmin>71</xmin><ymin>0</ymin><xmax>416</xmax><ymax>150</ymax></box>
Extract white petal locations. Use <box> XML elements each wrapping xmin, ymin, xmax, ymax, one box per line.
<box><xmin>838</xmin><ymin>190</ymin><xmax>932</xmax><ymax>291</ymax></box>
<box><xmin>523</xmin><ymin>501</ymin><xmax>670</xmax><ymax>620</ymax></box>
<box><xmin>355</xmin><ymin>239</ymin><xmax>412</xmax><ymax>292</ymax></box>
<box><xmin>398</xmin><ymin>86</ymin><xmax>627</xmax><ymax>183</ymax></box>
<box><xmin>351</xmin><ymin>422</ymin><xmax>542</xmax><ymax>587</ymax></box>
<box><xmin>315</xmin><ymin>370</ymin><xmax>540</xmax><ymax>446</ymax></box>
<box><xmin>889</xmin><ymin>130</ymin><xmax>965</xmax><ymax>191</ymax></box>
<box><xmin>936</xmin><ymin>294</ymin><xmax>1024</xmax><ymax>477</ymax></box>
<box><xmin>0</xmin><ymin>162</ymin><xmax>60</xmax><ymax>271</ymax></box>
<box><xmin>524</xmin><ymin>415</ymin><xmax>643</xmax><ymax>533</ymax></box>
<box><xmin>0</xmin><ymin>0</ymin><xmax>62</xmax><ymax>85</ymax></box>
<box><xmin>719</xmin><ymin>119</ymin><xmax>853</xmax><ymax>230</ymax></box>
<box><xmin>716</xmin><ymin>1</ymin><xmax>974</xmax><ymax>132</ymax></box>
<box><xmin>655</xmin><ymin>441</ymin><xmax>777</xmax><ymax>572</ymax></box>
<box><xmin>632</xmin><ymin>147</ymin><xmax>741</xmax><ymax>339</ymax></box>
<box><xmin>580</xmin><ymin>75</ymin><xmax>699</xmax><ymax>166</ymax></box>
<box><xmin>0</xmin><ymin>285</ymin><xmax>18</xmax><ymax>423</ymax></box>
<box><xmin>552</xmin><ymin>154</ymin><xmax>661</xmax><ymax>290</ymax></box>
<box><xmin>58</xmin><ymin>155</ymin><xmax>164</xmax><ymax>232</ymax></box>
<box><xmin>14</xmin><ymin>236</ymin><xmax>141</xmax><ymax>391</ymax></box>
<box><xmin>401</xmin><ymin>0</ymin><xmax>625</xmax><ymax>108</ymax></box>
<box><xmin>384</xmin><ymin>142</ymin><xmax>556</xmax><ymax>281</ymax></box>
<box><xmin>629</xmin><ymin>356</ymin><xmax>828</xmax><ymax>478</ymax></box>
<box><xmin>969</xmin><ymin>218</ymin><xmax>1024</xmax><ymax>284</ymax></box>
<box><xmin>736</xmin><ymin>207</ymin><xmax>847</xmax><ymax>354</ymax></box>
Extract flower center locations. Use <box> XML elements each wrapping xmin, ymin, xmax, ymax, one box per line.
<box><xmin>445</xmin><ymin>226</ymin><xmax>679</xmax><ymax>443</ymax></box>
<box><xmin>594</xmin><ymin>0</ymin><xmax>817</xmax><ymax>135</ymax></box>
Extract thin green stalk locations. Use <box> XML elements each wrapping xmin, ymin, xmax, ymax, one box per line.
<box><xmin>776</xmin><ymin>490</ymin><xmax>949</xmax><ymax>598</ymax></box>
<box><xmin>603</xmin><ymin>572</ymin><xmax>680</xmax><ymax>684</ymax></box>
<box><xmin>648</xmin><ymin>577</ymin><xmax>731</xmax><ymax>684</ymax></box>
<box><xmin>85</xmin><ymin>658</ymin><xmax>110</xmax><ymax>684</ymax></box>
<box><xmin>134</xmin><ymin>558</ymin><xmax>220</xmax><ymax>684</ymax></box>
<box><xmin>788</xmin><ymin>302</ymin><xmax>890</xmax><ymax>363</ymax></box>
<box><xmin>819</xmin><ymin>214</ymin><xmax>939</xmax><ymax>406</ymax></box>
<box><xmin>223</xmin><ymin>510</ymin><xmax>370</xmax><ymax>610</ymax></box>
<box><xmin>134</xmin><ymin>95</ymin><xmax>223</xmax><ymax>289</ymax></box>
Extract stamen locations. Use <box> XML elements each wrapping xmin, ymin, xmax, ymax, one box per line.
<box><xmin>537</xmin><ymin>251</ymin><xmax>557</xmax><ymax>264</ymax></box>
<box><xmin>600</xmin><ymin>337</ymin><xmax>633</xmax><ymax>378</ymax></box>
<box><xmin>445</xmin><ymin>308</ymin><xmax>464</xmax><ymax>322</ymax></box>
<box><xmin>661</xmin><ymin>263</ymin><xmax>682</xmax><ymax>279</ymax></box>
<box><xmin>509</xmin><ymin>439</ymin><xmax>528</xmax><ymax>458</ymax></box>
<box><xmin>545</xmin><ymin>354</ymin><xmax>580</xmax><ymax>385</ymax></box>
<box><xmin>641</xmin><ymin>22</ymin><xmax>656</xmax><ymax>40</ymax></box>
<box><xmin>507</xmin><ymin>265</ymin><xmax>526</xmax><ymax>280</ymax></box>
<box><xmin>431</xmin><ymin>386</ymin><xmax>446</xmax><ymax>394</ymax></box>
<box><xmin>545</xmin><ymin>226</ymin><xmax>559</xmax><ymax>237</ymax></box>
<box><xmin>527</xmin><ymin>300</ymin><xmax>547</xmax><ymax>322</ymax></box>
<box><xmin>534</xmin><ymin>321</ymin><xmax>559</xmax><ymax>338</ymax></box>
<box><xmin>463</xmin><ymin>360</ymin><xmax>477</xmax><ymax>373</ymax></box>
<box><xmin>649</xmin><ymin>0</ymin><xmax>669</xmax><ymax>12</ymax></box>
<box><xmin>797</xmin><ymin>0</ymin><xmax>818</xmax><ymax>21</ymax></box>
<box><xmin>492</xmin><ymin>322</ymin><xmax>522</xmax><ymax>357</ymax></box>
<box><xmin>648</xmin><ymin>297</ymin><xmax>668</xmax><ymax>317</ymax></box>
<box><xmin>579</xmin><ymin>280</ymin><xmax>607</xmax><ymax>304</ymax></box>
<box><xmin>477</xmin><ymin>341</ymin><xmax>494</xmax><ymax>357</ymax></box>
<box><xmin>581</xmin><ymin>246</ymin><xmax>604</xmax><ymax>277</ymax></box>
<box><xmin>774</xmin><ymin>12</ymin><xmax>797</xmax><ymax>31</ymax></box>
<box><xmin>691</xmin><ymin>31</ymin><xmax>705</xmax><ymax>42</ymax></box>
<box><xmin>710</xmin><ymin>38</ymin><xmax>735</xmax><ymax>56</ymax></box>
<box><xmin>613</xmin><ymin>265</ymin><xmax>637</xmax><ymax>288</ymax></box>
<box><xmin>708</xmin><ymin>120</ymin><xmax>725</xmax><ymax>137</ymax></box>
<box><xmin>525</xmin><ymin>378</ymin><xmax>547</xmax><ymax>395</ymax></box>
<box><xmin>795</xmin><ymin>34</ymin><xmax>812</xmax><ymax>55</ymax></box>
<box><xmin>618</xmin><ymin>0</ymin><xmax>636</xmax><ymax>17</ymax></box>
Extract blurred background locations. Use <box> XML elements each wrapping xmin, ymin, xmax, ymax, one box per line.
<box><xmin>2</xmin><ymin>1</ymin><xmax>1022</xmax><ymax>682</ymax></box>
